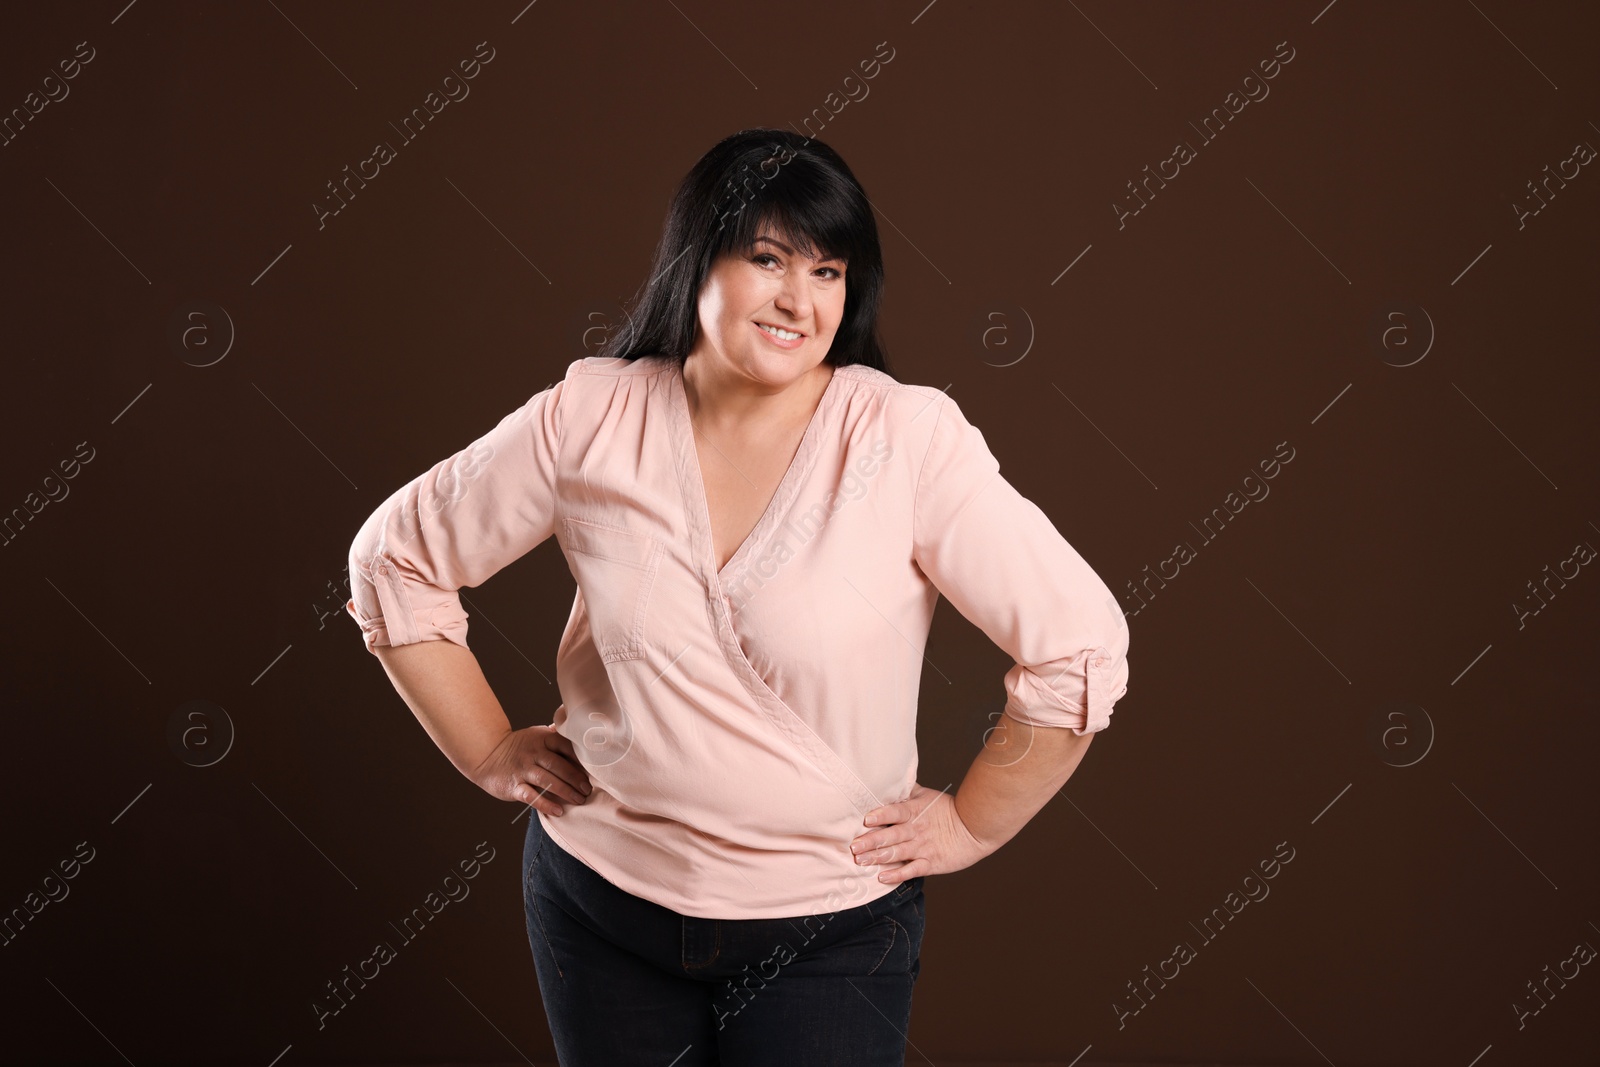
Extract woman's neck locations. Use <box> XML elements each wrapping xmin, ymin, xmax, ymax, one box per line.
<box><xmin>681</xmin><ymin>356</ymin><xmax>834</xmax><ymax>438</ymax></box>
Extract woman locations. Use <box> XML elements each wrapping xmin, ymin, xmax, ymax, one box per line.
<box><xmin>345</xmin><ymin>128</ymin><xmax>1129</xmax><ymax>1065</ymax></box>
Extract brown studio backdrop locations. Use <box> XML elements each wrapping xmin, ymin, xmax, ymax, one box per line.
<box><xmin>2</xmin><ymin>1</ymin><xmax>1596</xmax><ymax>1064</ymax></box>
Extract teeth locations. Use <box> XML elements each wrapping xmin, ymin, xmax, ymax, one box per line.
<box><xmin>758</xmin><ymin>323</ymin><xmax>802</xmax><ymax>341</ymax></box>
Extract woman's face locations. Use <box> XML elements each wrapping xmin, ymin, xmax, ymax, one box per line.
<box><xmin>689</xmin><ymin>230</ymin><xmax>848</xmax><ymax>389</ymax></box>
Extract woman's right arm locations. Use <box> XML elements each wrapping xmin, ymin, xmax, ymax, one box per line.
<box><xmin>374</xmin><ymin>638</ymin><xmax>590</xmax><ymax>815</ymax></box>
<box><xmin>345</xmin><ymin>370</ymin><xmax>587</xmax><ymax>815</ymax></box>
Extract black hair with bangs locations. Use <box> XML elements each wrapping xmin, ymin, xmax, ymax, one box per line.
<box><xmin>596</xmin><ymin>127</ymin><xmax>894</xmax><ymax>376</ymax></box>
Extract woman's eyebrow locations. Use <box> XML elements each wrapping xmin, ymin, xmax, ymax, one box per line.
<box><xmin>752</xmin><ymin>235</ymin><xmax>845</xmax><ymax>264</ymax></box>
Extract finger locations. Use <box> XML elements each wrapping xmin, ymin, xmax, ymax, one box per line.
<box><xmin>877</xmin><ymin>858</ymin><xmax>919</xmax><ymax>883</ymax></box>
<box><xmin>522</xmin><ymin>762</ymin><xmax>587</xmax><ymax>806</ymax></box>
<box><xmin>512</xmin><ymin>780</ymin><xmax>565</xmax><ymax>817</ymax></box>
<box><xmin>536</xmin><ymin>738</ymin><xmax>592</xmax><ymax>793</ymax></box>
<box><xmin>556</xmin><ymin>753</ymin><xmax>594</xmax><ymax>794</ymax></box>
<box><xmin>863</xmin><ymin>804</ymin><xmax>896</xmax><ymax>827</ymax></box>
<box><xmin>516</xmin><ymin>762</ymin><xmax>583</xmax><ymax>810</ymax></box>
<box><xmin>854</xmin><ymin>823</ymin><xmax>910</xmax><ymax>852</ymax></box>
<box><xmin>531</xmin><ymin>754</ymin><xmax>592</xmax><ymax>802</ymax></box>
<box><xmin>856</xmin><ymin>833</ymin><xmax>914</xmax><ymax>866</ymax></box>
<box><xmin>881</xmin><ymin>841</ymin><xmax>913</xmax><ymax>865</ymax></box>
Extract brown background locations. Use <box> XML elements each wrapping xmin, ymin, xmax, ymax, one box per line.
<box><xmin>3</xmin><ymin>1</ymin><xmax>1597</xmax><ymax>1064</ymax></box>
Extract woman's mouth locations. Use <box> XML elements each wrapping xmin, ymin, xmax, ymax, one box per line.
<box><xmin>754</xmin><ymin>321</ymin><xmax>805</xmax><ymax>349</ymax></box>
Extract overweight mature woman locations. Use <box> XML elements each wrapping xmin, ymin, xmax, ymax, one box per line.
<box><xmin>345</xmin><ymin>127</ymin><xmax>1130</xmax><ymax>1065</ymax></box>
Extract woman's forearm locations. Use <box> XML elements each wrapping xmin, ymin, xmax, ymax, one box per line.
<box><xmin>953</xmin><ymin>713</ymin><xmax>1095</xmax><ymax>851</ymax></box>
<box><xmin>372</xmin><ymin>638</ymin><xmax>514</xmax><ymax>786</ymax></box>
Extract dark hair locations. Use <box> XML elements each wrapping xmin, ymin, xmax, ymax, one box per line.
<box><xmin>596</xmin><ymin>127</ymin><xmax>894</xmax><ymax>377</ymax></box>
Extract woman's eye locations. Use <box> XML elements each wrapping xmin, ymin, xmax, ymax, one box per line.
<box><xmin>752</xmin><ymin>254</ymin><xmax>842</xmax><ymax>280</ymax></box>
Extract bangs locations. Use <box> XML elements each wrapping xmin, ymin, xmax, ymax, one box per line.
<box><xmin>714</xmin><ymin>182</ymin><xmax>858</xmax><ymax>269</ymax></box>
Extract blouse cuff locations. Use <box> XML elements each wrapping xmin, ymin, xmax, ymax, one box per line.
<box><xmin>1001</xmin><ymin>645</ymin><xmax>1125</xmax><ymax>736</ymax></box>
<box><xmin>346</xmin><ymin>552</ymin><xmax>470</xmax><ymax>653</ymax></box>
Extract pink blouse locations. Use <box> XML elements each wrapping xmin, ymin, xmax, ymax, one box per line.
<box><xmin>345</xmin><ymin>354</ymin><xmax>1129</xmax><ymax>918</ymax></box>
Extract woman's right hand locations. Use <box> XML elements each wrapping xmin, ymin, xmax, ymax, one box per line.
<box><xmin>472</xmin><ymin>724</ymin><xmax>593</xmax><ymax>816</ymax></box>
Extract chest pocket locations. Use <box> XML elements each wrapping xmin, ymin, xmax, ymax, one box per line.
<box><xmin>558</xmin><ymin>517</ymin><xmax>664</xmax><ymax>662</ymax></box>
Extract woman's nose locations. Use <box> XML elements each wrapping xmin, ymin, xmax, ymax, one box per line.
<box><xmin>774</xmin><ymin>280</ymin><xmax>811</xmax><ymax>319</ymax></box>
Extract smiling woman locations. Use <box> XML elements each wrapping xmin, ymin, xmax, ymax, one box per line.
<box><xmin>346</xmin><ymin>127</ymin><xmax>1130</xmax><ymax>1065</ymax></box>
<box><xmin>675</xmin><ymin>229</ymin><xmax>853</xmax><ymax>577</ymax></box>
<box><xmin>597</xmin><ymin>129</ymin><xmax>889</xmax><ymax>375</ymax></box>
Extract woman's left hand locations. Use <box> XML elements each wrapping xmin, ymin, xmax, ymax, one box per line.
<box><xmin>850</xmin><ymin>782</ymin><xmax>995</xmax><ymax>883</ymax></box>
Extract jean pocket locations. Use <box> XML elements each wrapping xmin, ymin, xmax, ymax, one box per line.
<box><xmin>860</xmin><ymin>911</ymin><xmax>919</xmax><ymax>976</ymax></box>
<box><xmin>558</xmin><ymin>517</ymin><xmax>664</xmax><ymax>662</ymax></box>
<box><xmin>888</xmin><ymin>875</ymin><xmax>922</xmax><ymax>906</ymax></box>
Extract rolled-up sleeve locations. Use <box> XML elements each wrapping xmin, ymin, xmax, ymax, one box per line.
<box><xmin>345</xmin><ymin>378</ymin><xmax>564</xmax><ymax>655</ymax></box>
<box><xmin>911</xmin><ymin>393</ymin><xmax>1129</xmax><ymax>734</ymax></box>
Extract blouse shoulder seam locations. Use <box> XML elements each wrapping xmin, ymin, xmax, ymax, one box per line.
<box><xmin>570</xmin><ymin>355</ymin><xmax>675</xmax><ymax>379</ymax></box>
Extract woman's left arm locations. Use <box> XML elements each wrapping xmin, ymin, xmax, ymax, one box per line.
<box><xmin>959</xmin><ymin>710</ymin><xmax>1095</xmax><ymax>844</ymax></box>
<box><xmin>851</xmin><ymin>392</ymin><xmax>1130</xmax><ymax>881</ymax></box>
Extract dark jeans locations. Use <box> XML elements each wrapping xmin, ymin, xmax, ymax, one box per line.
<box><xmin>522</xmin><ymin>811</ymin><xmax>926</xmax><ymax>1065</ymax></box>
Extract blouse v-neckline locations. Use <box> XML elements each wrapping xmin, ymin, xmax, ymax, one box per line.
<box><xmin>668</xmin><ymin>360</ymin><xmax>844</xmax><ymax>590</ymax></box>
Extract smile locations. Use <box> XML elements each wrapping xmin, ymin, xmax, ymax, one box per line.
<box><xmin>755</xmin><ymin>321</ymin><xmax>805</xmax><ymax>344</ymax></box>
